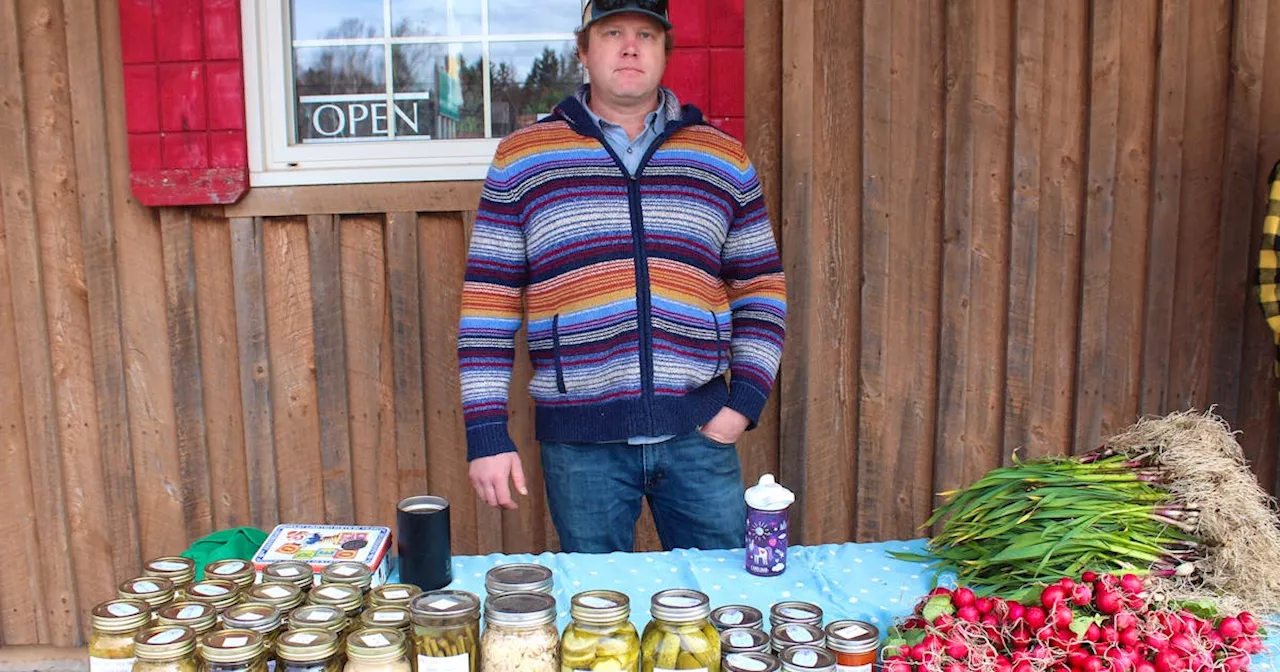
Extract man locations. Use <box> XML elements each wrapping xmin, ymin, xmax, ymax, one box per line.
<box><xmin>457</xmin><ymin>0</ymin><xmax>786</xmax><ymax>553</ymax></box>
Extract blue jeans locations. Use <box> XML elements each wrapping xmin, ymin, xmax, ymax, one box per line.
<box><xmin>540</xmin><ymin>431</ymin><xmax>747</xmax><ymax>553</ymax></box>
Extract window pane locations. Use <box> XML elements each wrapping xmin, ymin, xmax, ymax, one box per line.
<box><xmin>488</xmin><ymin>0</ymin><xmax>583</xmax><ymax>35</ymax></box>
<box><xmin>294</xmin><ymin>46</ymin><xmax>388</xmax><ymax>142</ymax></box>
<box><xmin>489</xmin><ymin>41</ymin><xmax>581</xmax><ymax>138</ymax></box>
<box><xmin>292</xmin><ymin>0</ymin><xmax>385</xmax><ymax>41</ymax></box>
<box><xmin>394</xmin><ymin>43</ymin><xmax>486</xmax><ymax>139</ymax></box>
<box><xmin>391</xmin><ymin>0</ymin><xmax>482</xmax><ymax>37</ymax></box>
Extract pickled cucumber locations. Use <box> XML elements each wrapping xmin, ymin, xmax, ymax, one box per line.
<box><xmin>640</xmin><ymin>622</ymin><xmax>719</xmax><ymax>672</ymax></box>
<box><xmin>413</xmin><ymin>622</ymin><xmax>479</xmax><ymax>672</ymax></box>
<box><xmin>560</xmin><ymin>624</ymin><xmax>639</xmax><ymax>672</ymax></box>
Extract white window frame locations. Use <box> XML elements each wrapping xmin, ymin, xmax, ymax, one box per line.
<box><xmin>241</xmin><ymin>0</ymin><xmax>584</xmax><ymax>187</ymax></box>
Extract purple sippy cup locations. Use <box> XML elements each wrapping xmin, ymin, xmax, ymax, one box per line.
<box><xmin>744</xmin><ymin>473</ymin><xmax>795</xmax><ymax>577</ymax></box>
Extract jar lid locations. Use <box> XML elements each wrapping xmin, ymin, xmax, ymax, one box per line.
<box><xmin>199</xmin><ymin>628</ymin><xmax>265</xmax><ymax>664</ymax></box>
<box><xmin>778</xmin><ymin>645</ymin><xmax>837</xmax><ymax>672</ymax></box>
<box><xmin>134</xmin><ymin>624</ymin><xmax>197</xmax><ymax>660</ymax></box>
<box><xmin>309</xmin><ymin>583</ymin><xmax>363</xmax><ymax>611</ymax></box>
<box><xmin>361</xmin><ymin>606</ymin><xmax>412</xmax><ymax>629</ymax></box>
<box><xmin>484</xmin><ymin>563</ymin><xmax>554</xmax><ymax>595</ymax></box>
<box><xmin>770</xmin><ymin>623</ymin><xmax>825</xmax><ymax>652</ymax></box>
<box><xmin>155</xmin><ymin>602</ymin><xmax>217</xmax><ymax>634</ymax></box>
<box><xmin>183</xmin><ymin>579</ymin><xmax>240</xmax><ymax>606</ymax></box>
<box><xmin>712</xmin><ymin>605</ymin><xmax>765</xmax><ymax>631</ymax></box>
<box><xmin>244</xmin><ymin>582</ymin><xmax>304</xmax><ymax>608</ymax></box>
<box><xmin>569</xmin><ymin>590</ymin><xmax>630</xmax><ymax>625</ymax></box>
<box><xmin>118</xmin><ymin>576</ymin><xmax>176</xmax><ymax>604</ymax></box>
<box><xmin>276</xmin><ymin>628</ymin><xmax>340</xmax><ymax>662</ymax></box>
<box><xmin>263</xmin><ymin>561</ymin><xmax>314</xmax><ymax>585</ymax></box>
<box><xmin>144</xmin><ymin>556</ymin><xmax>196</xmax><ymax>581</ymax></box>
<box><xmin>346</xmin><ymin>627</ymin><xmax>408</xmax><ymax>662</ymax></box>
<box><xmin>369</xmin><ymin>583</ymin><xmax>422</xmax><ymax>607</ymax></box>
<box><xmin>823</xmin><ymin>620</ymin><xmax>879</xmax><ymax>654</ymax></box>
<box><xmin>721</xmin><ymin>627</ymin><xmax>771</xmax><ymax>654</ymax></box>
<box><xmin>321</xmin><ymin>561</ymin><xmax>373</xmax><ymax>587</ymax></box>
<box><xmin>409</xmin><ymin>590</ymin><xmax>482</xmax><ymax>622</ymax></box>
<box><xmin>483</xmin><ymin>591</ymin><xmax>557</xmax><ymax>628</ymax></box>
<box><xmin>204</xmin><ymin>559</ymin><xmax>255</xmax><ymax>583</ymax></box>
<box><xmin>769</xmin><ymin>602</ymin><xmax>823</xmax><ymax>627</ymax></box>
<box><xmin>222</xmin><ymin>603</ymin><xmax>283</xmax><ymax>632</ymax></box>
<box><xmin>724</xmin><ymin>652</ymin><xmax>783</xmax><ymax>672</ymax></box>
<box><xmin>90</xmin><ymin>598</ymin><xmax>151</xmax><ymax>633</ymax></box>
<box><xmin>650</xmin><ymin>589</ymin><xmax>710</xmax><ymax>623</ymax></box>
<box><xmin>289</xmin><ymin>605</ymin><xmax>347</xmax><ymax>632</ymax></box>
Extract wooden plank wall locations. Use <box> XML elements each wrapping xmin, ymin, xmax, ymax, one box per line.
<box><xmin>2</xmin><ymin>0</ymin><xmax>1280</xmax><ymax>648</ymax></box>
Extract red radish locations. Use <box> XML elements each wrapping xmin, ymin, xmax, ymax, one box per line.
<box><xmin>1238</xmin><ymin>635</ymin><xmax>1264</xmax><ymax>654</ymax></box>
<box><xmin>995</xmin><ymin>658</ymin><xmax>1013</xmax><ymax>672</ymax></box>
<box><xmin>884</xmin><ymin>662</ymin><xmax>912</xmax><ymax>672</ymax></box>
<box><xmin>1067</xmin><ymin>650</ymin><xmax>1088</xmax><ymax>669</ymax></box>
<box><xmin>1083</xmin><ymin>656</ymin><xmax>1104</xmax><ymax>672</ymax></box>
<box><xmin>1082</xmin><ymin>571</ymin><xmax>1098</xmax><ymax>583</ymax></box>
<box><xmin>1041</xmin><ymin>585</ymin><xmax>1068</xmax><ymax>609</ymax></box>
<box><xmin>930</xmin><ymin>586</ymin><xmax>953</xmax><ymax>597</ymax></box>
<box><xmin>945</xmin><ymin>662</ymin><xmax>966</xmax><ymax>672</ymax></box>
<box><xmin>1135</xmin><ymin>663</ymin><xmax>1156</xmax><ymax>672</ymax></box>
<box><xmin>957</xmin><ymin>605</ymin><xmax>980</xmax><ymax>622</ymax></box>
<box><xmin>1013</xmin><ymin>663</ymin><xmax>1033</xmax><ymax>672</ymax></box>
<box><xmin>1058</xmin><ymin>577</ymin><xmax>1076</xmax><ymax>590</ymax></box>
<box><xmin>1238</xmin><ymin>612</ymin><xmax>1258</xmax><ymax>635</ymax></box>
<box><xmin>910</xmin><ymin>643</ymin><xmax>928</xmax><ymax>661</ymax></box>
<box><xmin>1218</xmin><ymin>616</ymin><xmax>1243</xmax><ymax>640</ymax></box>
<box><xmin>1118</xmin><ymin>627</ymin><xmax>1140</xmax><ymax>649</ymax></box>
<box><xmin>1223</xmin><ymin>654</ymin><xmax>1249</xmax><ymax>672</ymax></box>
<box><xmin>1008</xmin><ymin>602</ymin><xmax>1026</xmax><ymax>622</ymax></box>
<box><xmin>1054</xmin><ymin>606</ymin><xmax>1074</xmax><ymax>629</ymax></box>
<box><xmin>982</xmin><ymin>614</ymin><xmax>1000</xmax><ymax>628</ymax></box>
<box><xmin>1101</xmin><ymin>625</ymin><xmax>1118</xmax><ymax>644</ymax></box>
<box><xmin>1169</xmin><ymin>633</ymin><xmax>1194</xmax><ymax>654</ymax></box>
<box><xmin>1084</xmin><ymin>623</ymin><xmax>1102</xmax><ymax>642</ymax></box>
<box><xmin>904</xmin><ymin>617</ymin><xmax>925</xmax><ymax>630</ymax></box>
<box><xmin>1072</xmin><ymin>584</ymin><xmax>1094</xmax><ymax>606</ymax></box>
<box><xmin>1114</xmin><ymin>611</ymin><xmax>1137</xmax><ymax>631</ymax></box>
<box><xmin>1154</xmin><ymin>650</ymin><xmax>1181</xmax><ymax>672</ymax></box>
<box><xmin>1026</xmin><ymin>607</ymin><xmax>1047</xmax><ymax>630</ymax></box>
<box><xmin>933</xmin><ymin>614</ymin><xmax>954</xmax><ymax>631</ymax></box>
<box><xmin>1095</xmin><ymin>590</ymin><xmax>1122</xmax><ymax>615</ymax></box>
<box><xmin>977</xmin><ymin>597</ymin><xmax>995</xmax><ymax>615</ymax></box>
<box><xmin>1205</xmin><ymin>631</ymin><xmax>1224</xmax><ymax>648</ymax></box>
<box><xmin>952</xmin><ymin>587</ymin><xmax>976</xmax><ymax>608</ymax></box>
<box><xmin>1120</xmin><ymin>574</ymin><xmax>1143</xmax><ymax>595</ymax></box>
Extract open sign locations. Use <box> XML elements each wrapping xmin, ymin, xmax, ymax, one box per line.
<box><xmin>297</xmin><ymin>94</ymin><xmax>433</xmax><ymax>141</ymax></box>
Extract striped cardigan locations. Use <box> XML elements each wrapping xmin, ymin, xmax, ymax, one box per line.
<box><xmin>458</xmin><ymin>89</ymin><xmax>787</xmax><ymax>461</ymax></box>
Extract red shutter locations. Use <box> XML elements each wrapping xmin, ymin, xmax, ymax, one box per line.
<box><xmin>664</xmin><ymin>0</ymin><xmax>745</xmax><ymax>141</ymax></box>
<box><xmin>119</xmin><ymin>0</ymin><xmax>249</xmax><ymax>206</ymax></box>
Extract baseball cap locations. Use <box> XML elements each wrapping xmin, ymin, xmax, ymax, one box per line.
<box><xmin>581</xmin><ymin>0</ymin><xmax>673</xmax><ymax>31</ymax></box>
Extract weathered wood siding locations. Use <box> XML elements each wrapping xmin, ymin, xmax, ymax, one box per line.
<box><xmin>2</xmin><ymin>0</ymin><xmax>1279</xmax><ymax>647</ymax></box>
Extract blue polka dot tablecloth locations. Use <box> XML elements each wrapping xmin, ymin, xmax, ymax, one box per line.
<box><xmin>390</xmin><ymin>537</ymin><xmax>1280</xmax><ymax>669</ymax></box>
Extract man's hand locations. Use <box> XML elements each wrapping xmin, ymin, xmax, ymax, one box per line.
<box><xmin>470</xmin><ymin>452</ymin><xmax>528</xmax><ymax>510</ymax></box>
<box><xmin>700</xmin><ymin>407</ymin><xmax>750</xmax><ymax>445</ymax></box>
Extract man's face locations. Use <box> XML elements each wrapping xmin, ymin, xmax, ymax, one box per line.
<box><xmin>580</xmin><ymin>13</ymin><xmax>667</xmax><ymax>105</ymax></box>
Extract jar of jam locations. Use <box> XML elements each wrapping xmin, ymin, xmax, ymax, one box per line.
<box><xmin>345</xmin><ymin>627</ymin><xmax>412</xmax><ymax>672</ymax></box>
<box><xmin>205</xmin><ymin>559</ymin><xmax>257</xmax><ymax>591</ymax></box>
<box><xmin>723</xmin><ymin>652</ymin><xmax>782</xmax><ymax>672</ymax></box>
<box><xmin>778</xmin><ymin>645</ymin><xmax>835</xmax><ymax>672</ymax></box>
<box><xmin>263</xmin><ymin>561</ymin><xmax>316</xmax><ymax>592</ymax></box>
<box><xmin>367</xmin><ymin>584</ymin><xmax>421</xmax><ymax>609</ymax></box>
<box><xmin>289</xmin><ymin>605</ymin><xmax>349</xmax><ymax>637</ymax></box>
<box><xmin>89</xmin><ymin>598</ymin><xmax>151</xmax><ymax>672</ymax></box>
<box><xmin>222</xmin><ymin>603</ymin><xmax>285</xmax><ymax>666</ymax></box>
<box><xmin>199</xmin><ymin>628</ymin><xmax>268</xmax><ymax>672</ymax></box>
<box><xmin>276</xmin><ymin>628</ymin><xmax>343</xmax><ymax>672</ymax></box>
<box><xmin>156</xmin><ymin>602</ymin><xmax>218</xmax><ymax>638</ymax></box>
<box><xmin>320</xmin><ymin>562</ymin><xmax>373</xmax><ymax>594</ymax></box>
<box><xmin>721</xmin><ymin>627</ymin><xmax>771</xmax><ymax>656</ymax></box>
<box><xmin>641</xmin><ymin>589</ymin><xmax>720</xmax><ymax>672</ymax></box>
<box><xmin>768</xmin><ymin>603</ymin><xmax>823</xmax><ymax>629</ymax></box>
<box><xmin>119</xmin><ymin>576</ymin><xmax>177</xmax><ymax>611</ymax></box>
<box><xmin>823</xmin><ymin>620</ymin><xmax>879</xmax><ymax>671</ymax></box>
<box><xmin>409</xmin><ymin>590</ymin><xmax>481</xmax><ymax>672</ymax></box>
<box><xmin>769</xmin><ymin>623</ymin><xmax>825</xmax><ymax>656</ymax></box>
<box><xmin>711</xmin><ymin>605</ymin><xmax>765</xmax><ymax>632</ymax></box>
<box><xmin>243</xmin><ymin>582</ymin><xmax>306</xmax><ymax>617</ymax></box>
<box><xmin>182</xmin><ymin>579</ymin><xmax>242</xmax><ymax>613</ymax></box>
<box><xmin>144</xmin><ymin>557</ymin><xmax>197</xmax><ymax>592</ymax></box>
<box><xmin>133</xmin><ymin>624</ymin><xmax>199</xmax><ymax>672</ymax></box>
<box><xmin>483</xmin><ymin>563</ymin><xmax>554</xmax><ymax>597</ymax></box>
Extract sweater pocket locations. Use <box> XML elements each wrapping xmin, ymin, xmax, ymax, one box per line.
<box><xmin>552</xmin><ymin>314</ymin><xmax>567</xmax><ymax>394</ymax></box>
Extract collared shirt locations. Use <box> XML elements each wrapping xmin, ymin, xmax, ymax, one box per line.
<box><xmin>582</xmin><ymin>90</ymin><xmax>667</xmax><ymax>176</ymax></box>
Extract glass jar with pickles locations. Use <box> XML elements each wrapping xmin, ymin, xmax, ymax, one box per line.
<box><xmin>244</xmin><ymin>582</ymin><xmax>306</xmax><ymax>617</ymax></box>
<box><xmin>119</xmin><ymin>576</ymin><xmax>177</xmax><ymax>611</ymax></box>
<box><xmin>182</xmin><ymin>579</ymin><xmax>241</xmax><ymax>613</ymax></box>
<box><xmin>144</xmin><ymin>557</ymin><xmax>197</xmax><ymax>592</ymax></box>
<box><xmin>276</xmin><ymin>628</ymin><xmax>344</xmax><ymax>672</ymax></box>
<box><xmin>409</xmin><ymin>590</ymin><xmax>480</xmax><ymax>672</ymax></box>
<box><xmin>223</xmin><ymin>603</ymin><xmax>285</xmax><ymax>665</ymax></box>
<box><xmin>641</xmin><ymin>589</ymin><xmax>720</xmax><ymax>672</ymax></box>
<box><xmin>156</xmin><ymin>602</ymin><xmax>218</xmax><ymax>638</ymax></box>
<box><xmin>199</xmin><ymin>629</ymin><xmax>268</xmax><ymax>672</ymax></box>
<box><xmin>481</xmin><ymin>592</ymin><xmax>559</xmax><ymax>672</ymax></box>
<box><xmin>289</xmin><ymin>605</ymin><xmax>349</xmax><ymax>637</ymax></box>
<box><xmin>320</xmin><ymin>562</ymin><xmax>374</xmax><ymax>594</ymax></box>
<box><xmin>89</xmin><ymin>598</ymin><xmax>151</xmax><ymax>672</ymax></box>
<box><xmin>561</xmin><ymin>590</ymin><xmax>639</xmax><ymax>672</ymax></box>
<box><xmin>134</xmin><ymin>624</ymin><xmax>199</xmax><ymax>672</ymax></box>
<box><xmin>345</xmin><ymin>627</ymin><xmax>412</xmax><ymax>672</ymax></box>
<box><xmin>263</xmin><ymin>561</ymin><xmax>317</xmax><ymax>592</ymax></box>
<box><xmin>367</xmin><ymin>584</ymin><xmax>421</xmax><ymax>609</ymax></box>
<box><xmin>205</xmin><ymin>559</ymin><xmax>257</xmax><ymax>591</ymax></box>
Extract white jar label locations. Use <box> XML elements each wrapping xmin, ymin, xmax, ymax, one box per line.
<box><xmin>361</xmin><ymin>633</ymin><xmax>391</xmax><ymax>647</ymax></box>
<box><xmin>659</xmin><ymin>596</ymin><xmax>700</xmax><ymax>608</ymax></box>
<box><xmin>106</xmin><ymin>603</ymin><xmax>140</xmax><ymax>617</ymax></box>
<box><xmin>90</xmin><ymin>657</ymin><xmax>136</xmax><ymax>672</ymax></box>
<box><xmin>332</xmin><ymin>565</ymin><xmax>360</xmax><ymax>577</ymax></box>
<box><xmin>275</xmin><ymin>567</ymin><xmax>301</xmax><ymax>577</ymax></box>
<box><xmin>418</xmin><ymin>653</ymin><xmax>469</xmax><ymax>672</ymax></box>
<box><xmin>578</xmin><ymin>596</ymin><xmax>617</xmax><ymax>609</ymax></box>
<box><xmin>728</xmin><ymin>631</ymin><xmax>754</xmax><ymax>647</ymax></box>
<box><xmin>131</xmin><ymin>581</ymin><xmax>159</xmax><ymax>593</ymax></box>
<box><xmin>779</xmin><ymin>608</ymin><xmax>813</xmax><ymax>620</ymax></box>
<box><xmin>149</xmin><ymin>628</ymin><xmax>186</xmax><ymax>645</ymax></box>
<box><xmin>785</xmin><ymin>626</ymin><xmax>813</xmax><ymax>643</ymax></box>
<box><xmin>384</xmin><ymin>589</ymin><xmax>409</xmax><ymax>599</ymax></box>
<box><xmin>427</xmin><ymin>598</ymin><xmax>459</xmax><ymax>610</ymax></box>
<box><xmin>193</xmin><ymin>584</ymin><xmax>228</xmax><ymax>596</ymax></box>
<box><xmin>719</xmin><ymin>609</ymin><xmax>744</xmax><ymax>625</ymax></box>
<box><xmin>373</xmin><ymin>611</ymin><xmax>402</xmax><ymax>622</ymax></box>
<box><xmin>213</xmin><ymin>561</ymin><xmax>246</xmax><ymax>574</ymax></box>
<box><xmin>836</xmin><ymin>623</ymin><xmax>869</xmax><ymax>639</ymax></box>
<box><xmin>836</xmin><ymin>666</ymin><xmax>871</xmax><ymax>672</ymax></box>
<box><xmin>303</xmin><ymin>609</ymin><xmax>335</xmax><ymax>621</ymax></box>
<box><xmin>287</xmin><ymin>633</ymin><xmax>318</xmax><ymax>645</ymax></box>
<box><xmin>317</xmin><ymin>587</ymin><xmax>347</xmax><ymax>599</ymax></box>
<box><xmin>261</xmin><ymin>586</ymin><xmax>290</xmax><ymax>598</ymax></box>
<box><xmin>176</xmin><ymin>605</ymin><xmax>206</xmax><ymax>619</ymax></box>
<box><xmin>237</xmin><ymin>612</ymin><xmax>265</xmax><ymax>622</ymax></box>
<box><xmin>792</xmin><ymin>650</ymin><xmax>819</xmax><ymax>667</ymax></box>
<box><xmin>221</xmin><ymin>636</ymin><xmax>249</xmax><ymax>647</ymax></box>
<box><xmin>150</xmin><ymin>561</ymin><xmax>187</xmax><ymax>571</ymax></box>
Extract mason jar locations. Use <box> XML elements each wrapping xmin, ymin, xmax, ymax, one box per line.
<box><xmin>640</xmin><ymin>589</ymin><xmax>719</xmax><ymax>672</ymax></box>
<box><xmin>320</xmin><ymin>562</ymin><xmax>373</xmax><ymax>594</ymax></box>
<box><xmin>133</xmin><ymin>624</ymin><xmax>199</xmax><ymax>672</ymax></box>
<box><xmin>359</xmin><ymin>606</ymin><xmax>412</xmax><ymax>639</ymax></box>
<box><xmin>288</xmin><ymin>605</ymin><xmax>349</xmax><ymax>637</ymax></box>
<box><xmin>366</xmin><ymin>584</ymin><xmax>421</xmax><ymax>609</ymax></box>
<box><xmin>768</xmin><ymin>603</ymin><xmax>822</xmax><ymax>630</ymax></box>
<box><xmin>344</xmin><ymin>627</ymin><xmax>412</xmax><ymax>672</ymax></box>
<box><xmin>723</xmin><ymin>652</ymin><xmax>782</xmax><ymax>672</ymax></box>
<box><xmin>410</xmin><ymin>590</ymin><xmax>481</xmax><ymax>672</ymax></box>
<box><xmin>720</xmin><ymin>628</ymin><xmax>771</xmax><ymax>657</ymax></box>
<box><xmin>243</xmin><ymin>582</ymin><xmax>306</xmax><ymax>618</ymax></box>
<box><xmin>119</xmin><ymin>576</ymin><xmax>177</xmax><ymax>611</ymax></box>
<box><xmin>88</xmin><ymin>598</ymin><xmax>151</xmax><ymax>672</ymax></box>
<box><xmin>481</xmin><ymin>592</ymin><xmax>559</xmax><ymax>672</ymax></box>
<box><xmin>263</xmin><ymin>562</ymin><xmax>316</xmax><ymax>592</ymax></box>
<box><xmin>561</xmin><ymin>590</ymin><xmax>639</xmax><ymax>672</ymax></box>
<box><xmin>155</xmin><ymin>602</ymin><xmax>218</xmax><ymax>638</ymax></box>
<box><xmin>769</xmin><ymin>624</ymin><xmax>824</xmax><ymax>656</ymax></box>
<box><xmin>143</xmin><ymin>557</ymin><xmax>197</xmax><ymax>592</ymax></box>
<box><xmin>275</xmin><ymin>628</ymin><xmax>343</xmax><ymax>672</ymax></box>
<box><xmin>223</xmin><ymin>603</ymin><xmax>285</xmax><ymax>667</ymax></box>
<box><xmin>822</xmin><ymin>620</ymin><xmax>879</xmax><ymax>672</ymax></box>
<box><xmin>777</xmin><ymin>646</ymin><xmax>835</xmax><ymax>672</ymax></box>
<box><xmin>199</xmin><ymin>628</ymin><xmax>268</xmax><ymax>672</ymax></box>
<box><xmin>182</xmin><ymin>579</ymin><xmax>242</xmax><ymax>613</ymax></box>
<box><xmin>483</xmin><ymin>563</ymin><xmax>554</xmax><ymax>598</ymax></box>
<box><xmin>205</xmin><ymin>559</ymin><xmax>257</xmax><ymax>591</ymax></box>
<box><xmin>711</xmin><ymin>606</ymin><xmax>764</xmax><ymax>633</ymax></box>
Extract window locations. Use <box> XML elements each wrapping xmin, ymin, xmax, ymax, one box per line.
<box><xmin>243</xmin><ymin>0</ymin><xmax>587</xmax><ymax>186</ymax></box>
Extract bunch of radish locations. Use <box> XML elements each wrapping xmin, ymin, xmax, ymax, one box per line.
<box><xmin>882</xmin><ymin>572</ymin><xmax>1266</xmax><ymax>672</ymax></box>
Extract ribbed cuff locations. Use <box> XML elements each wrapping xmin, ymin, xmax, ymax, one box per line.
<box><xmin>466</xmin><ymin>422</ymin><xmax>518</xmax><ymax>461</ymax></box>
<box><xmin>725</xmin><ymin>378</ymin><xmax>769</xmax><ymax>430</ymax></box>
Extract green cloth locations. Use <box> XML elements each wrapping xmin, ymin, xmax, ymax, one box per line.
<box><xmin>180</xmin><ymin>527</ymin><xmax>268</xmax><ymax>581</ymax></box>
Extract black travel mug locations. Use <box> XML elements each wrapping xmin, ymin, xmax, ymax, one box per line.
<box><xmin>396</xmin><ymin>495</ymin><xmax>452</xmax><ymax>590</ymax></box>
